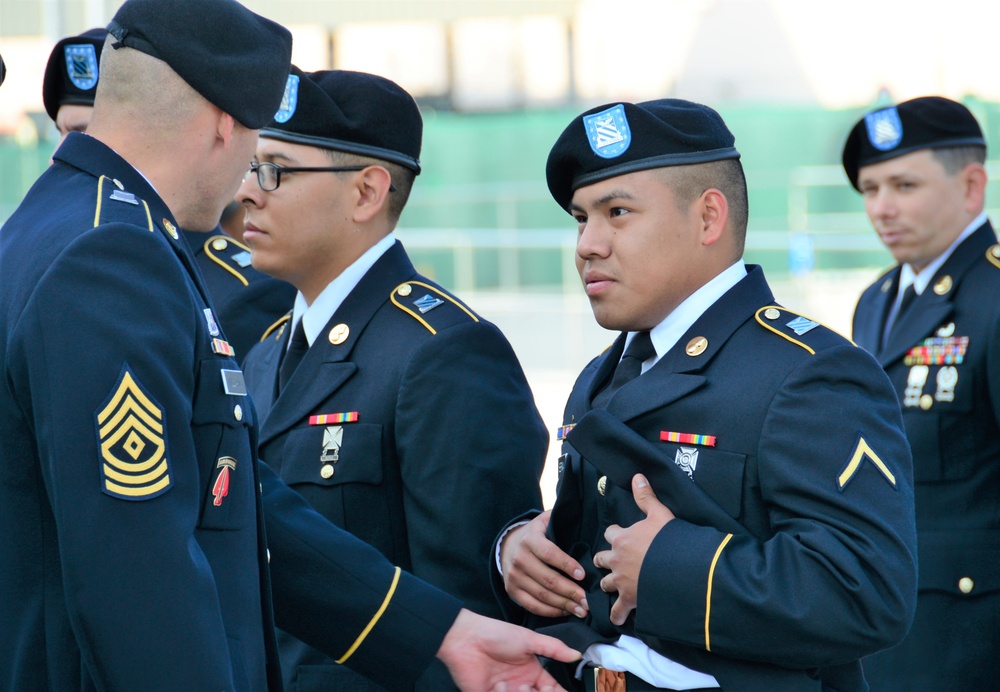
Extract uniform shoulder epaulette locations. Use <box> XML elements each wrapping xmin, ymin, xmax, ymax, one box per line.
<box><xmin>93</xmin><ymin>175</ymin><xmax>155</xmax><ymax>232</ymax></box>
<box><xmin>261</xmin><ymin>313</ymin><xmax>291</xmax><ymax>342</ymax></box>
<box><xmin>390</xmin><ymin>280</ymin><xmax>479</xmax><ymax>335</ymax></box>
<box><xmin>754</xmin><ymin>305</ymin><xmax>856</xmax><ymax>355</ymax></box>
<box><xmin>203</xmin><ymin>234</ymin><xmax>254</xmax><ymax>287</ymax></box>
<box><xmin>987</xmin><ymin>244</ymin><xmax>1000</xmax><ymax>270</ymax></box>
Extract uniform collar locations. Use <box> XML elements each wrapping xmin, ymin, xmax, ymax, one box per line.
<box><xmin>902</xmin><ymin>210</ymin><xmax>987</xmax><ymax>297</ymax></box>
<box><xmin>289</xmin><ymin>233</ymin><xmax>396</xmax><ymax>349</ymax></box>
<box><xmin>624</xmin><ymin>260</ymin><xmax>747</xmax><ymax>373</ymax></box>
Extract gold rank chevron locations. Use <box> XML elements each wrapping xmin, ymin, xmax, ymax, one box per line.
<box><xmin>97</xmin><ymin>369</ymin><xmax>171</xmax><ymax>499</ymax></box>
<box><xmin>838</xmin><ymin>437</ymin><xmax>896</xmax><ymax>490</ymax></box>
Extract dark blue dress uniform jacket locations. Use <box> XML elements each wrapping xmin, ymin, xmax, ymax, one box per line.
<box><xmin>852</xmin><ymin>222</ymin><xmax>1000</xmax><ymax>691</ymax></box>
<box><xmin>181</xmin><ymin>229</ymin><xmax>296</xmax><ymax>365</ymax></box>
<box><xmin>0</xmin><ymin>133</ymin><xmax>461</xmax><ymax>691</ymax></box>
<box><xmin>524</xmin><ymin>266</ymin><xmax>917</xmax><ymax>691</ymax></box>
<box><xmin>243</xmin><ymin>240</ymin><xmax>548</xmax><ymax>691</ymax></box>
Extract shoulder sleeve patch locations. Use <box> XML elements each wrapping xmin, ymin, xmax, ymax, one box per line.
<box><xmin>262</xmin><ymin>313</ymin><xmax>291</xmax><ymax>343</ymax></box>
<box><xmin>94</xmin><ymin>363</ymin><xmax>171</xmax><ymax>501</ymax></box>
<box><xmin>203</xmin><ymin>235</ymin><xmax>252</xmax><ymax>287</ymax></box>
<box><xmin>390</xmin><ymin>281</ymin><xmax>479</xmax><ymax>335</ymax></box>
<box><xmin>94</xmin><ymin>176</ymin><xmax>154</xmax><ymax>231</ymax></box>
<box><xmin>754</xmin><ymin>305</ymin><xmax>857</xmax><ymax>354</ymax></box>
<box><xmin>987</xmin><ymin>244</ymin><xmax>1000</xmax><ymax>270</ymax></box>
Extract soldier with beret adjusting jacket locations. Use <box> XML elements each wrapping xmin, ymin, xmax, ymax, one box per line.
<box><xmin>238</xmin><ymin>67</ymin><xmax>550</xmax><ymax>691</ymax></box>
<box><xmin>843</xmin><ymin>96</ymin><xmax>1000</xmax><ymax>690</ymax></box>
<box><xmin>495</xmin><ymin>98</ymin><xmax>918</xmax><ymax>691</ymax></box>
<box><xmin>0</xmin><ymin>1</ymin><xmax>577</xmax><ymax>689</ymax></box>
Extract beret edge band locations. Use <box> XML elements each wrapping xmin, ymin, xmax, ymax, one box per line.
<box><xmin>261</xmin><ymin>128</ymin><xmax>421</xmax><ymax>173</ymax></box>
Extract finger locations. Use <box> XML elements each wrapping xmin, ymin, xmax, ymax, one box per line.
<box><xmin>609</xmin><ymin>596</ymin><xmax>635</xmax><ymax>626</ymax></box>
<box><xmin>599</xmin><ymin>573</ymin><xmax>618</xmax><ymax>594</ymax></box>
<box><xmin>602</xmin><ymin>524</ymin><xmax>622</xmax><ymax>546</ymax></box>
<box><xmin>529</xmin><ymin>534</ymin><xmax>585</xmax><ymax>582</ymax></box>
<box><xmin>507</xmin><ymin>565</ymin><xmax>588</xmax><ymax>617</ymax></box>
<box><xmin>524</xmin><ymin>632</ymin><xmax>582</xmax><ymax>663</ymax></box>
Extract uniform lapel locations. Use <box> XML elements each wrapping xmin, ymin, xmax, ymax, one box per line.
<box><xmin>855</xmin><ymin>269</ymin><xmax>899</xmax><ymax>356</ymax></box>
<box><xmin>605</xmin><ymin>265</ymin><xmax>774</xmax><ymax>423</ymax></box>
<box><xmin>259</xmin><ymin>242</ymin><xmax>416</xmax><ymax>446</ymax></box>
<box><xmin>878</xmin><ymin>223</ymin><xmax>996</xmax><ymax>367</ymax></box>
<box><xmin>244</xmin><ymin>331</ymin><xmax>283</xmax><ymax>419</ymax></box>
<box><xmin>584</xmin><ymin>334</ymin><xmax>627</xmax><ymax>408</ymax></box>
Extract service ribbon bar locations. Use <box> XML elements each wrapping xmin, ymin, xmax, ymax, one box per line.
<box><xmin>556</xmin><ymin>424</ymin><xmax>576</xmax><ymax>440</ymax></box>
<box><xmin>212</xmin><ymin>338</ymin><xmax>235</xmax><ymax>357</ymax></box>
<box><xmin>660</xmin><ymin>430</ymin><xmax>717</xmax><ymax>447</ymax></box>
<box><xmin>309</xmin><ymin>412</ymin><xmax>359</xmax><ymax>425</ymax></box>
<box><xmin>904</xmin><ymin>336</ymin><xmax>969</xmax><ymax>366</ymax></box>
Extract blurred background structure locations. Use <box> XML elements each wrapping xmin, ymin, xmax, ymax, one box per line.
<box><xmin>4</xmin><ymin>0</ymin><xmax>1000</xmax><ymax>502</ymax></box>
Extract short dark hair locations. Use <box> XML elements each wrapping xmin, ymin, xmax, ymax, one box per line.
<box><xmin>931</xmin><ymin>145</ymin><xmax>987</xmax><ymax>175</ymax></box>
<box><xmin>658</xmin><ymin>158</ymin><xmax>749</xmax><ymax>251</ymax></box>
<box><xmin>324</xmin><ymin>149</ymin><xmax>415</xmax><ymax>225</ymax></box>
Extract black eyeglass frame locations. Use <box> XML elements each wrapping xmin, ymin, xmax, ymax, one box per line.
<box><xmin>247</xmin><ymin>161</ymin><xmax>395</xmax><ymax>192</ymax></box>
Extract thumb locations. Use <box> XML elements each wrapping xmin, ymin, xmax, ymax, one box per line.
<box><xmin>631</xmin><ymin>473</ymin><xmax>663</xmax><ymax>517</ymax></box>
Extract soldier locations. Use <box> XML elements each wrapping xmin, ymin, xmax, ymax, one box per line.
<box><xmin>0</xmin><ymin>1</ymin><xmax>575</xmax><ymax>689</ymax></box>
<box><xmin>238</xmin><ymin>67</ymin><xmax>549</xmax><ymax>691</ymax></box>
<box><xmin>496</xmin><ymin>98</ymin><xmax>918</xmax><ymax>690</ymax></box>
<box><xmin>843</xmin><ymin>96</ymin><xmax>1000</xmax><ymax>690</ymax></box>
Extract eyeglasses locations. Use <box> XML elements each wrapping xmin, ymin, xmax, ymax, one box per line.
<box><xmin>246</xmin><ymin>161</ymin><xmax>367</xmax><ymax>192</ymax></box>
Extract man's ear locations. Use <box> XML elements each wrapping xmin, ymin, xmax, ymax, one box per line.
<box><xmin>353</xmin><ymin>165</ymin><xmax>393</xmax><ymax>224</ymax></box>
<box><xmin>961</xmin><ymin>163</ymin><xmax>987</xmax><ymax>214</ymax></box>
<box><xmin>216</xmin><ymin>110</ymin><xmax>237</xmax><ymax>147</ymax></box>
<box><xmin>699</xmin><ymin>188</ymin><xmax>729</xmax><ymax>247</ymax></box>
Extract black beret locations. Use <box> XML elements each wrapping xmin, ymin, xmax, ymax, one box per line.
<box><xmin>262</xmin><ymin>67</ymin><xmax>422</xmax><ymax>173</ymax></box>
<box><xmin>546</xmin><ymin>98</ymin><xmax>740</xmax><ymax>211</ymax></box>
<box><xmin>106</xmin><ymin>0</ymin><xmax>292</xmax><ymax>129</ymax></box>
<box><xmin>42</xmin><ymin>28</ymin><xmax>106</xmax><ymax>122</ymax></box>
<box><xmin>842</xmin><ymin>96</ymin><xmax>986</xmax><ymax>191</ymax></box>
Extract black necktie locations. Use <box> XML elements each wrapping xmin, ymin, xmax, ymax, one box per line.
<box><xmin>882</xmin><ymin>283</ymin><xmax>917</xmax><ymax>349</ymax></box>
<box><xmin>593</xmin><ymin>331</ymin><xmax>655</xmax><ymax>408</ymax></box>
<box><xmin>278</xmin><ymin>319</ymin><xmax>308</xmax><ymax>393</ymax></box>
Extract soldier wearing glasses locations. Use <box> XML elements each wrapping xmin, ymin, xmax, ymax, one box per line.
<box><xmin>238</xmin><ymin>68</ymin><xmax>549</xmax><ymax>691</ymax></box>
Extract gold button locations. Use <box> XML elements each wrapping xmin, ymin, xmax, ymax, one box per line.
<box><xmin>991</xmin><ymin>245</ymin><xmax>1000</xmax><ymax>259</ymax></box>
<box><xmin>933</xmin><ymin>275</ymin><xmax>952</xmax><ymax>295</ymax></box>
<box><xmin>958</xmin><ymin>577</ymin><xmax>974</xmax><ymax>594</ymax></box>
<box><xmin>397</xmin><ymin>284</ymin><xmax>412</xmax><ymax>297</ymax></box>
<box><xmin>320</xmin><ymin>464</ymin><xmax>335</xmax><ymax>479</ymax></box>
<box><xmin>919</xmin><ymin>394</ymin><xmax>933</xmax><ymax>410</ymax></box>
<box><xmin>212</xmin><ymin>237</ymin><xmax>228</xmax><ymax>250</ymax></box>
<box><xmin>685</xmin><ymin>336</ymin><xmax>708</xmax><ymax>356</ymax></box>
<box><xmin>597</xmin><ymin>476</ymin><xmax>607</xmax><ymax>496</ymax></box>
<box><xmin>764</xmin><ymin>308</ymin><xmax>780</xmax><ymax>320</ymax></box>
<box><xmin>328</xmin><ymin>323</ymin><xmax>350</xmax><ymax>345</ymax></box>
<box><xmin>234</xmin><ymin>404</ymin><xmax>243</xmax><ymax>421</ymax></box>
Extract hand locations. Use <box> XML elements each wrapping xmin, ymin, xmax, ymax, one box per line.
<box><xmin>437</xmin><ymin>608</ymin><xmax>581</xmax><ymax>691</ymax></box>
<box><xmin>593</xmin><ymin>474</ymin><xmax>674</xmax><ymax>625</ymax></box>
<box><xmin>500</xmin><ymin>511</ymin><xmax>589</xmax><ymax>618</ymax></box>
